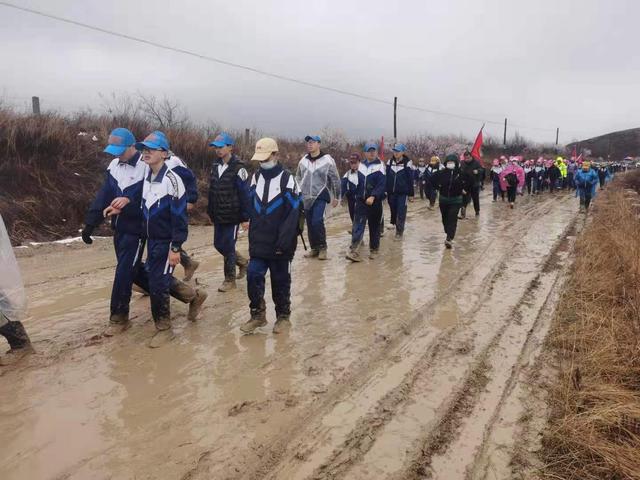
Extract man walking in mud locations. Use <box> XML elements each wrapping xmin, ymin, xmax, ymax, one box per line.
<box><xmin>296</xmin><ymin>135</ymin><xmax>341</xmax><ymax>260</ymax></box>
<box><xmin>82</xmin><ymin>128</ymin><xmax>148</xmax><ymax>336</ymax></box>
<box><xmin>459</xmin><ymin>150</ymin><xmax>484</xmax><ymax>218</ymax></box>
<box><xmin>207</xmin><ymin>133</ymin><xmax>250</xmax><ymax>292</ymax></box>
<box><xmin>240</xmin><ymin>138</ymin><xmax>302</xmax><ymax>334</ymax></box>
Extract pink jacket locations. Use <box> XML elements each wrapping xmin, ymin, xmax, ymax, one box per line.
<box><xmin>499</xmin><ymin>164</ymin><xmax>525</xmax><ymax>191</ymax></box>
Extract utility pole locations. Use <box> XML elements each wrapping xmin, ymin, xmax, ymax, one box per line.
<box><xmin>393</xmin><ymin>96</ymin><xmax>398</xmax><ymax>144</ymax></box>
<box><xmin>244</xmin><ymin>128</ymin><xmax>250</xmax><ymax>159</ymax></box>
<box><xmin>555</xmin><ymin>127</ymin><xmax>559</xmax><ymax>146</ymax></box>
<box><xmin>503</xmin><ymin>118</ymin><xmax>507</xmax><ymax>146</ymax></box>
<box><xmin>31</xmin><ymin>96</ymin><xmax>40</xmax><ymax>115</ymax></box>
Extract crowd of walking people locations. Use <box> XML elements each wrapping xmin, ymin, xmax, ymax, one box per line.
<box><xmin>0</xmin><ymin>129</ymin><xmax>625</xmax><ymax>360</ymax></box>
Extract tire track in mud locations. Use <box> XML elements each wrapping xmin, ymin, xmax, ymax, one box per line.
<box><xmin>201</xmin><ymin>195</ymin><xmax>576</xmax><ymax>480</ymax></box>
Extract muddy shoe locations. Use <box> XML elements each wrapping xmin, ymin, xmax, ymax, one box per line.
<box><xmin>104</xmin><ymin>313</ymin><xmax>131</xmax><ymax>337</ymax></box>
<box><xmin>318</xmin><ymin>249</ymin><xmax>328</xmax><ymax>260</ymax></box>
<box><xmin>240</xmin><ymin>309</ymin><xmax>267</xmax><ymax>334</ymax></box>
<box><xmin>188</xmin><ymin>289</ymin><xmax>208</xmax><ymax>322</ymax></box>
<box><xmin>369</xmin><ymin>249</ymin><xmax>379</xmax><ymax>260</ymax></box>
<box><xmin>394</xmin><ymin>232</ymin><xmax>403</xmax><ymax>240</ymax></box>
<box><xmin>0</xmin><ymin>344</ymin><xmax>35</xmax><ymax>366</ymax></box>
<box><xmin>218</xmin><ymin>278</ymin><xmax>236</xmax><ymax>292</ymax></box>
<box><xmin>183</xmin><ymin>259</ymin><xmax>200</xmax><ymax>282</ymax></box>
<box><xmin>272</xmin><ymin>316</ymin><xmax>291</xmax><ymax>334</ymax></box>
<box><xmin>304</xmin><ymin>249</ymin><xmax>319</xmax><ymax>259</ymax></box>
<box><xmin>154</xmin><ymin>317</ymin><xmax>172</xmax><ymax>331</ymax></box>
<box><xmin>346</xmin><ymin>249</ymin><xmax>362</xmax><ymax>262</ymax></box>
<box><xmin>236</xmin><ymin>252</ymin><xmax>249</xmax><ymax>279</ymax></box>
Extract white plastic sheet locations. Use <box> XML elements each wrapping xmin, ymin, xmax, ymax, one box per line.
<box><xmin>0</xmin><ymin>215</ymin><xmax>26</xmax><ymax>323</ymax></box>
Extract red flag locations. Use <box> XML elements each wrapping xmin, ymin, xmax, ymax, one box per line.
<box><xmin>380</xmin><ymin>136</ymin><xmax>385</xmax><ymax>161</ymax></box>
<box><xmin>471</xmin><ymin>125</ymin><xmax>484</xmax><ymax>161</ymax></box>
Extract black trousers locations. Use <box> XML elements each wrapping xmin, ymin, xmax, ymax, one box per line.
<box><xmin>462</xmin><ymin>186</ymin><xmax>480</xmax><ymax>214</ymax></box>
<box><xmin>439</xmin><ymin>202</ymin><xmax>461</xmax><ymax>241</ymax></box>
<box><xmin>507</xmin><ymin>185</ymin><xmax>517</xmax><ymax>203</ymax></box>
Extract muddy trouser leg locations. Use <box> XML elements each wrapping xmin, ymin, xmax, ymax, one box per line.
<box><xmin>0</xmin><ymin>314</ymin><xmax>31</xmax><ymax>350</ymax></box>
<box><xmin>395</xmin><ymin>194</ymin><xmax>408</xmax><ymax>234</ymax></box>
<box><xmin>462</xmin><ymin>192</ymin><xmax>471</xmax><ymax>209</ymax></box>
<box><xmin>347</xmin><ymin>197</ymin><xmax>355</xmax><ymax>223</ymax></box>
<box><xmin>368</xmin><ymin>201</ymin><xmax>383</xmax><ymax>250</ymax></box>
<box><xmin>147</xmin><ymin>240</ymin><xmax>173</xmax><ymax>323</ymax></box>
<box><xmin>388</xmin><ymin>194</ymin><xmax>398</xmax><ymax>225</ymax></box>
<box><xmin>507</xmin><ymin>186</ymin><xmax>517</xmax><ymax>203</ymax></box>
<box><xmin>584</xmin><ymin>194</ymin><xmax>592</xmax><ymax>210</ymax></box>
<box><xmin>135</xmin><ymin>262</ymin><xmax>195</xmax><ymax>303</ymax></box>
<box><xmin>419</xmin><ymin>182</ymin><xmax>425</xmax><ymax>199</ymax></box>
<box><xmin>269</xmin><ymin>258</ymin><xmax>292</xmax><ymax>318</ymax></box>
<box><xmin>439</xmin><ymin>203</ymin><xmax>460</xmax><ymax>241</ymax></box>
<box><xmin>110</xmin><ymin>232</ymin><xmax>145</xmax><ymax>318</ymax></box>
<box><xmin>427</xmin><ymin>184</ymin><xmax>437</xmax><ymax>206</ymax></box>
<box><xmin>471</xmin><ymin>187</ymin><xmax>480</xmax><ymax>214</ymax></box>
<box><xmin>492</xmin><ymin>180</ymin><xmax>500</xmax><ymax>200</ymax></box>
<box><xmin>247</xmin><ymin>258</ymin><xmax>269</xmax><ymax>312</ymax></box>
<box><xmin>214</xmin><ymin>223</ymin><xmax>239</xmax><ymax>279</ymax></box>
<box><xmin>311</xmin><ymin>200</ymin><xmax>327</xmax><ymax>250</ymax></box>
<box><xmin>179</xmin><ymin>249</ymin><xmax>193</xmax><ymax>269</ymax></box>
<box><xmin>350</xmin><ymin>202</ymin><xmax>367</xmax><ymax>250</ymax></box>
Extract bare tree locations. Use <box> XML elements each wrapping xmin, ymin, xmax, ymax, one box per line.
<box><xmin>137</xmin><ymin>93</ymin><xmax>188</xmax><ymax>129</ymax></box>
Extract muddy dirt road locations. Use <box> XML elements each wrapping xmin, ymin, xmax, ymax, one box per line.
<box><xmin>0</xmin><ymin>190</ymin><xmax>579</xmax><ymax>480</ymax></box>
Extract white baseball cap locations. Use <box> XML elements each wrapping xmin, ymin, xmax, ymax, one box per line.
<box><xmin>251</xmin><ymin>137</ymin><xmax>278</xmax><ymax>161</ymax></box>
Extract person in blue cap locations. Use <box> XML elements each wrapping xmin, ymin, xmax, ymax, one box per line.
<box><xmin>295</xmin><ymin>134</ymin><xmax>341</xmax><ymax>260</ymax></box>
<box><xmin>207</xmin><ymin>132</ymin><xmax>251</xmax><ymax>292</ymax></box>
<box><xmin>386</xmin><ymin>143</ymin><xmax>415</xmax><ymax>239</ymax></box>
<box><xmin>240</xmin><ymin>138</ymin><xmax>303</xmax><ymax>334</ymax></box>
<box><xmin>131</xmin><ymin>131</ymin><xmax>207</xmax><ymax>331</ymax></box>
<box><xmin>345</xmin><ymin>142</ymin><xmax>387</xmax><ymax>262</ymax></box>
<box><xmin>82</xmin><ymin>127</ymin><xmax>149</xmax><ymax>335</ymax></box>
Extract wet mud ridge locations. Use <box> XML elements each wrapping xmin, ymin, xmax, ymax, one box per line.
<box><xmin>1</xmin><ymin>192</ymin><xmax>579</xmax><ymax>480</ymax></box>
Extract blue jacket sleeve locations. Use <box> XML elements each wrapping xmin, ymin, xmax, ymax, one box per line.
<box><xmin>407</xmin><ymin>169</ymin><xmax>415</xmax><ymax>197</ymax></box>
<box><xmin>236</xmin><ymin>175</ymin><xmax>251</xmax><ymax>223</ymax></box>
<box><xmin>168</xmin><ymin>173</ymin><xmax>188</xmax><ymax>249</ymax></box>
<box><xmin>85</xmin><ymin>170</ymin><xmax>115</xmax><ymax>227</ymax></box>
<box><xmin>371</xmin><ymin>171</ymin><xmax>387</xmax><ymax>201</ymax></box>
<box><xmin>276</xmin><ymin>175</ymin><xmax>302</xmax><ymax>254</ymax></box>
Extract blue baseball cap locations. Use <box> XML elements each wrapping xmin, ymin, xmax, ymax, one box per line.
<box><xmin>209</xmin><ymin>132</ymin><xmax>235</xmax><ymax>148</ymax></box>
<box><xmin>305</xmin><ymin>135</ymin><xmax>321</xmax><ymax>143</ymax></box>
<box><xmin>135</xmin><ymin>130</ymin><xmax>170</xmax><ymax>151</ymax></box>
<box><xmin>392</xmin><ymin>143</ymin><xmax>407</xmax><ymax>153</ymax></box>
<box><xmin>363</xmin><ymin>142</ymin><xmax>378</xmax><ymax>152</ymax></box>
<box><xmin>104</xmin><ymin>128</ymin><xmax>136</xmax><ymax>156</ymax></box>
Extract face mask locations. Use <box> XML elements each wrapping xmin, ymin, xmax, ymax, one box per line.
<box><xmin>260</xmin><ymin>159</ymin><xmax>277</xmax><ymax>170</ymax></box>
<box><xmin>446</xmin><ymin>162</ymin><xmax>455</xmax><ymax>170</ymax></box>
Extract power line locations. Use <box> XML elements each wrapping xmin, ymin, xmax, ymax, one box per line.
<box><xmin>0</xmin><ymin>1</ymin><xmax>581</xmax><ymax>136</ymax></box>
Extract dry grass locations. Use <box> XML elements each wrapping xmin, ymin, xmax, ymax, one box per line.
<box><xmin>541</xmin><ymin>171</ymin><xmax>640</xmax><ymax>480</ymax></box>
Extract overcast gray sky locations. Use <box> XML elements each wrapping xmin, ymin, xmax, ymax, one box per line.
<box><xmin>1</xmin><ymin>0</ymin><xmax>638</xmax><ymax>144</ymax></box>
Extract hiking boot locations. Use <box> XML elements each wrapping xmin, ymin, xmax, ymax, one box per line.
<box><xmin>318</xmin><ymin>249</ymin><xmax>328</xmax><ymax>260</ymax></box>
<box><xmin>445</xmin><ymin>239</ymin><xmax>453</xmax><ymax>249</ymax></box>
<box><xmin>240</xmin><ymin>307</ymin><xmax>267</xmax><ymax>334</ymax></box>
<box><xmin>183</xmin><ymin>259</ymin><xmax>200</xmax><ymax>282</ymax></box>
<box><xmin>273</xmin><ymin>315</ymin><xmax>291</xmax><ymax>334</ymax></box>
<box><xmin>188</xmin><ymin>289</ymin><xmax>208</xmax><ymax>322</ymax></box>
<box><xmin>236</xmin><ymin>252</ymin><xmax>249</xmax><ymax>279</ymax></box>
<box><xmin>346</xmin><ymin>249</ymin><xmax>362</xmax><ymax>262</ymax></box>
<box><xmin>304</xmin><ymin>249</ymin><xmax>319</xmax><ymax>259</ymax></box>
<box><xmin>218</xmin><ymin>278</ymin><xmax>237</xmax><ymax>292</ymax></box>
<box><xmin>0</xmin><ymin>321</ymin><xmax>34</xmax><ymax>365</ymax></box>
<box><xmin>154</xmin><ymin>317</ymin><xmax>171</xmax><ymax>331</ymax></box>
<box><xmin>104</xmin><ymin>313</ymin><xmax>131</xmax><ymax>337</ymax></box>
<box><xmin>369</xmin><ymin>249</ymin><xmax>379</xmax><ymax>260</ymax></box>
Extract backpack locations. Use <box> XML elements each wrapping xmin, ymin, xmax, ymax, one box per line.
<box><xmin>505</xmin><ymin>172</ymin><xmax>518</xmax><ymax>187</ymax></box>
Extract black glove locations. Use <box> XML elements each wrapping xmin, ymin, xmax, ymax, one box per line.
<box><xmin>81</xmin><ymin>225</ymin><xmax>95</xmax><ymax>245</ymax></box>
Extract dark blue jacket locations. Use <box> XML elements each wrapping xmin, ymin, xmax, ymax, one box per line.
<box><xmin>361</xmin><ymin>158</ymin><xmax>386</xmax><ymax>202</ymax></box>
<box><xmin>341</xmin><ymin>168</ymin><xmax>366</xmax><ymax>200</ymax></box>
<box><xmin>248</xmin><ymin>164</ymin><xmax>302</xmax><ymax>260</ymax></box>
<box><xmin>142</xmin><ymin>163</ymin><xmax>188</xmax><ymax>249</ymax></box>
<box><xmin>85</xmin><ymin>152</ymin><xmax>146</xmax><ymax>235</ymax></box>
<box><xmin>386</xmin><ymin>155</ymin><xmax>415</xmax><ymax>196</ymax></box>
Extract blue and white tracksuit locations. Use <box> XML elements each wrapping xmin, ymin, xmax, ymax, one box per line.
<box><xmin>351</xmin><ymin>159</ymin><xmax>386</xmax><ymax>251</ymax></box>
<box><xmin>85</xmin><ymin>153</ymin><xmax>146</xmax><ymax>318</ymax></box>
<box><xmin>341</xmin><ymin>169</ymin><xmax>360</xmax><ymax>222</ymax></box>
<box><xmin>142</xmin><ymin>163</ymin><xmax>188</xmax><ymax>322</ymax></box>
<box><xmin>423</xmin><ymin>164</ymin><xmax>442</xmax><ymax>205</ymax></box>
<box><xmin>386</xmin><ymin>156</ymin><xmax>415</xmax><ymax>235</ymax></box>
<box><xmin>165</xmin><ymin>155</ymin><xmax>198</xmax><ymax>266</ymax></box>
<box><xmin>247</xmin><ymin>164</ymin><xmax>301</xmax><ymax>317</ymax></box>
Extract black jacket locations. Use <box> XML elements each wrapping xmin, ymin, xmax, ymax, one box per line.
<box><xmin>207</xmin><ymin>155</ymin><xmax>249</xmax><ymax>225</ymax></box>
<box><xmin>435</xmin><ymin>163</ymin><xmax>473</xmax><ymax>201</ymax></box>
<box><xmin>460</xmin><ymin>158</ymin><xmax>485</xmax><ymax>187</ymax></box>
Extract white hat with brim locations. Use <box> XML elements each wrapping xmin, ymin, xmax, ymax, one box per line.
<box><xmin>251</xmin><ymin>137</ymin><xmax>278</xmax><ymax>161</ymax></box>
